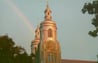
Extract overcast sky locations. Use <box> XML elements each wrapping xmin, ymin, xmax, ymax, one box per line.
<box><xmin>0</xmin><ymin>0</ymin><xmax>98</xmax><ymax>61</ymax></box>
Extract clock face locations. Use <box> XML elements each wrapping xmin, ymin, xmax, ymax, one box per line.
<box><xmin>46</xmin><ymin>40</ymin><xmax>56</xmax><ymax>50</ymax></box>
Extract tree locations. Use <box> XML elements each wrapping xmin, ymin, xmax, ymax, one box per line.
<box><xmin>0</xmin><ymin>35</ymin><xmax>33</xmax><ymax>63</ymax></box>
<box><xmin>82</xmin><ymin>0</ymin><xmax>98</xmax><ymax>37</ymax></box>
<box><xmin>0</xmin><ymin>35</ymin><xmax>15</xmax><ymax>63</ymax></box>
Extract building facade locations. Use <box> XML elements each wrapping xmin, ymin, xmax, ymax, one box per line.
<box><xmin>31</xmin><ymin>4</ymin><xmax>61</xmax><ymax>63</ymax></box>
<box><xmin>30</xmin><ymin>3</ymin><xmax>97</xmax><ymax>63</ymax></box>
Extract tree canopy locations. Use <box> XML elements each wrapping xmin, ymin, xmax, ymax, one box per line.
<box><xmin>0</xmin><ymin>35</ymin><xmax>33</xmax><ymax>63</ymax></box>
<box><xmin>82</xmin><ymin>0</ymin><xmax>98</xmax><ymax>37</ymax></box>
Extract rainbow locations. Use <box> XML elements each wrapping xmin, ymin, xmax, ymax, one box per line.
<box><xmin>5</xmin><ymin>0</ymin><xmax>35</xmax><ymax>35</ymax></box>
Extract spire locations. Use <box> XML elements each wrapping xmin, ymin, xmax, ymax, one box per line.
<box><xmin>44</xmin><ymin>0</ymin><xmax>52</xmax><ymax>21</ymax></box>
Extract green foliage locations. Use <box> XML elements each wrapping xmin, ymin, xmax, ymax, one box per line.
<box><xmin>82</xmin><ymin>0</ymin><xmax>98</xmax><ymax>37</ymax></box>
<box><xmin>0</xmin><ymin>35</ymin><xmax>33</xmax><ymax>63</ymax></box>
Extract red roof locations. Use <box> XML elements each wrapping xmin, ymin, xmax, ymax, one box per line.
<box><xmin>61</xmin><ymin>59</ymin><xmax>96</xmax><ymax>63</ymax></box>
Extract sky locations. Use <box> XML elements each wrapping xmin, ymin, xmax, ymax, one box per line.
<box><xmin>0</xmin><ymin>0</ymin><xmax>98</xmax><ymax>61</ymax></box>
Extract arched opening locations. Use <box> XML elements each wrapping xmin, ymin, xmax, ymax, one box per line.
<box><xmin>48</xmin><ymin>29</ymin><xmax>52</xmax><ymax>37</ymax></box>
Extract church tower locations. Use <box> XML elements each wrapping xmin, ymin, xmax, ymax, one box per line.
<box><xmin>31</xmin><ymin>1</ymin><xmax>61</xmax><ymax>63</ymax></box>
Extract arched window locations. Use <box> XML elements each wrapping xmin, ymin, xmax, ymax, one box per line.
<box><xmin>48</xmin><ymin>29</ymin><xmax>52</xmax><ymax>37</ymax></box>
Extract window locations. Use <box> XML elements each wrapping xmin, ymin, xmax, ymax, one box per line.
<box><xmin>48</xmin><ymin>29</ymin><xmax>52</xmax><ymax>37</ymax></box>
<box><xmin>48</xmin><ymin>54</ymin><xmax>53</xmax><ymax>62</ymax></box>
<box><xmin>48</xmin><ymin>54</ymin><xmax>51</xmax><ymax>62</ymax></box>
<box><xmin>48</xmin><ymin>53</ymin><xmax>56</xmax><ymax>62</ymax></box>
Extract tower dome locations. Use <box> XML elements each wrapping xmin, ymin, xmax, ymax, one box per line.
<box><xmin>31</xmin><ymin>26</ymin><xmax>40</xmax><ymax>54</ymax></box>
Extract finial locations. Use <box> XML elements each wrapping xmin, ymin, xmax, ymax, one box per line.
<box><xmin>44</xmin><ymin>0</ymin><xmax>52</xmax><ymax>21</ymax></box>
<box><xmin>46</xmin><ymin>0</ymin><xmax>48</xmax><ymax>6</ymax></box>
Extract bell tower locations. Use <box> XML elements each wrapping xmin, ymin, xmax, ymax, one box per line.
<box><xmin>39</xmin><ymin>1</ymin><xmax>61</xmax><ymax>63</ymax></box>
<box><xmin>31</xmin><ymin>1</ymin><xmax>61</xmax><ymax>63</ymax></box>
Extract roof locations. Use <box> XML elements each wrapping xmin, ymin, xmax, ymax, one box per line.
<box><xmin>61</xmin><ymin>59</ymin><xmax>97</xmax><ymax>63</ymax></box>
